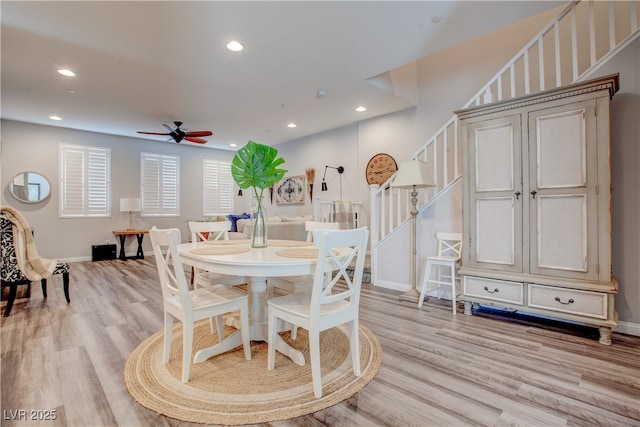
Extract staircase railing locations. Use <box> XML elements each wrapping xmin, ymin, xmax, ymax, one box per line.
<box><xmin>370</xmin><ymin>0</ymin><xmax>640</xmax><ymax>281</ymax></box>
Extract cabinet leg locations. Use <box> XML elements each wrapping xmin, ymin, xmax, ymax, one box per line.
<box><xmin>463</xmin><ymin>301</ymin><xmax>473</xmax><ymax>316</ymax></box>
<box><xmin>598</xmin><ymin>327</ymin><xmax>612</xmax><ymax>345</ymax></box>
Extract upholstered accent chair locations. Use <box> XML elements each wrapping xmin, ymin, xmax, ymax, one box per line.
<box><xmin>0</xmin><ymin>212</ymin><xmax>70</xmax><ymax>317</ymax></box>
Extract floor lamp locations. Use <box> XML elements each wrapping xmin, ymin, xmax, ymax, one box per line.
<box><xmin>391</xmin><ymin>160</ymin><xmax>435</xmax><ymax>302</ymax></box>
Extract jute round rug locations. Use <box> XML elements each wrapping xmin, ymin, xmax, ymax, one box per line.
<box><xmin>124</xmin><ymin>320</ymin><xmax>382</xmax><ymax>425</ymax></box>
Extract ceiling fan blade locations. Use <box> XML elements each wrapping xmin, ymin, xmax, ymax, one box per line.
<box><xmin>162</xmin><ymin>123</ymin><xmax>173</xmax><ymax>132</ymax></box>
<box><xmin>185</xmin><ymin>130</ymin><xmax>213</xmax><ymax>137</ymax></box>
<box><xmin>185</xmin><ymin>136</ymin><xmax>208</xmax><ymax>144</ymax></box>
<box><xmin>137</xmin><ymin>131</ymin><xmax>171</xmax><ymax>136</ymax></box>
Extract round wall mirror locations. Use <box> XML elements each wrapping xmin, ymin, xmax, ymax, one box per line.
<box><xmin>9</xmin><ymin>171</ymin><xmax>51</xmax><ymax>203</ymax></box>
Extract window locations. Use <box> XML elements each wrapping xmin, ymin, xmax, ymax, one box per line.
<box><xmin>141</xmin><ymin>152</ymin><xmax>180</xmax><ymax>217</ymax></box>
<box><xmin>203</xmin><ymin>159</ymin><xmax>234</xmax><ymax>216</ymax></box>
<box><xmin>59</xmin><ymin>143</ymin><xmax>111</xmax><ymax>217</ymax></box>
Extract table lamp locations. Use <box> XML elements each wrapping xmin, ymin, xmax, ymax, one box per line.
<box><xmin>120</xmin><ymin>198</ymin><xmax>141</xmax><ymax>230</ymax></box>
<box><xmin>391</xmin><ymin>160</ymin><xmax>435</xmax><ymax>302</ymax></box>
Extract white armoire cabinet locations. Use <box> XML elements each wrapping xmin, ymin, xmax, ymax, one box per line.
<box><xmin>455</xmin><ymin>74</ymin><xmax>619</xmax><ymax>345</ymax></box>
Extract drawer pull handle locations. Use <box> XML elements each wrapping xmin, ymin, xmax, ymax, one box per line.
<box><xmin>483</xmin><ymin>286</ymin><xmax>499</xmax><ymax>294</ymax></box>
<box><xmin>554</xmin><ymin>296</ymin><xmax>575</xmax><ymax>305</ymax></box>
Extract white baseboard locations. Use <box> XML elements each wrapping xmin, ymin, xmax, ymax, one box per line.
<box><xmin>615</xmin><ymin>320</ymin><xmax>640</xmax><ymax>337</ymax></box>
<box><xmin>60</xmin><ymin>256</ymin><xmax>92</xmax><ymax>263</ymax></box>
<box><xmin>373</xmin><ymin>279</ymin><xmax>411</xmax><ymax>292</ymax></box>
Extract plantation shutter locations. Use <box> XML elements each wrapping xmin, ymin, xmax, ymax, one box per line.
<box><xmin>203</xmin><ymin>160</ymin><xmax>233</xmax><ymax>216</ymax></box>
<box><xmin>141</xmin><ymin>152</ymin><xmax>180</xmax><ymax>217</ymax></box>
<box><xmin>59</xmin><ymin>143</ymin><xmax>111</xmax><ymax>217</ymax></box>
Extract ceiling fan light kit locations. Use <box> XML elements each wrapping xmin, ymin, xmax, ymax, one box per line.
<box><xmin>137</xmin><ymin>121</ymin><xmax>213</xmax><ymax>144</ymax></box>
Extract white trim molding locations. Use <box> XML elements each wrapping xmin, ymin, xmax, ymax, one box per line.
<box><xmin>615</xmin><ymin>321</ymin><xmax>640</xmax><ymax>337</ymax></box>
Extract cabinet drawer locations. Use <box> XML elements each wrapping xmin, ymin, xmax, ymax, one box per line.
<box><xmin>528</xmin><ymin>284</ymin><xmax>607</xmax><ymax>319</ymax></box>
<box><xmin>463</xmin><ymin>276</ymin><xmax>524</xmax><ymax>305</ymax></box>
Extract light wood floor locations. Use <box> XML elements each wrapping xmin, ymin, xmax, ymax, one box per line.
<box><xmin>1</xmin><ymin>258</ymin><xmax>639</xmax><ymax>427</ymax></box>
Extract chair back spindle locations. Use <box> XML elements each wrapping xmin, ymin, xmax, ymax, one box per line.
<box><xmin>436</xmin><ymin>232</ymin><xmax>463</xmax><ymax>259</ymax></box>
<box><xmin>188</xmin><ymin>220</ymin><xmax>232</xmax><ymax>243</ymax></box>
<box><xmin>149</xmin><ymin>227</ymin><xmax>192</xmax><ymax>312</ymax></box>
<box><xmin>310</xmin><ymin>228</ymin><xmax>368</xmax><ymax>317</ymax></box>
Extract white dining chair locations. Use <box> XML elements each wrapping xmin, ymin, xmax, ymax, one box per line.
<box><xmin>267</xmin><ymin>227</ymin><xmax>369</xmax><ymax>398</ymax></box>
<box><xmin>418</xmin><ymin>232</ymin><xmax>462</xmax><ymax>314</ymax></box>
<box><xmin>188</xmin><ymin>221</ymin><xmax>246</xmax><ymax>288</ymax></box>
<box><xmin>268</xmin><ymin>221</ymin><xmax>339</xmax><ymax>338</ymax></box>
<box><xmin>149</xmin><ymin>227</ymin><xmax>251</xmax><ymax>383</ymax></box>
<box><xmin>268</xmin><ymin>221</ymin><xmax>339</xmax><ymax>296</ymax></box>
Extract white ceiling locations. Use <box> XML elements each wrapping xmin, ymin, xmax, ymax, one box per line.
<box><xmin>1</xmin><ymin>1</ymin><xmax>565</xmax><ymax>151</ymax></box>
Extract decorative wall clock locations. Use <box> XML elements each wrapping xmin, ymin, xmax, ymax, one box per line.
<box><xmin>276</xmin><ymin>175</ymin><xmax>305</xmax><ymax>204</ymax></box>
<box><xmin>365</xmin><ymin>153</ymin><xmax>398</xmax><ymax>186</ymax></box>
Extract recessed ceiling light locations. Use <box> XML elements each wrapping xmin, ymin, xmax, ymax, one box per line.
<box><xmin>67</xmin><ymin>90</ymin><xmax>76</xmax><ymax>94</ymax></box>
<box><xmin>49</xmin><ymin>115</ymin><xmax>62</xmax><ymax>121</ymax></box>
<box><xmin>287</xmin><ymin>123</ymin><xmax>297</xmax><ymax>128</ymax></box>
<box><xmin>229</xmin><ymin>143</ymin><xmax>237</xmax><ymax>147</ymax></box>
<box><xmin>355</xmin><ymin>106</ymin><xmax>367</xmax><ymax>112</ymax></box>
<box><xmin>226</xmin><ymin>40</ymin><xmax>244</xmax><ymax>52</ymax></box>
<box><xmin>58</xmin><ymin>69</ymin><xmax>75</xmax><ymax>77</ymax></box>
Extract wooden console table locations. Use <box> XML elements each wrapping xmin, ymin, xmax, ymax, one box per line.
<box><xmin>113</xmin><ymin>230</ymin><xmax>149</xmax><ymax>260</ymax></box>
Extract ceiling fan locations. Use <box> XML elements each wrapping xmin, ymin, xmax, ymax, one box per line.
<box><xmin>137</xmin><ymin>121</ymin><xmax>213</xmax><ymax>144</ymax></box>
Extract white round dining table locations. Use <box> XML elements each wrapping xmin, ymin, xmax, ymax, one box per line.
<box><xmin>177</xmin><ymin>240</ymin><xmax>350</xmax><ymax>366</ymax></box>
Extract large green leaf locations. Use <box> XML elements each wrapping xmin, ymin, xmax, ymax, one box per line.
<box><xmin>231</xmin><ymin>140</ymin><xmax>287</xmax><ymax>190</ymax></box>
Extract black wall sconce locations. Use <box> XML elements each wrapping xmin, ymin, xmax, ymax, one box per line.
<box><xmin>321</xmin><ymin>165</ymin><xmax>345</xmax><ymax>199</ymax></box>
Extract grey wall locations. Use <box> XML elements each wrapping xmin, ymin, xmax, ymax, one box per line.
<box><xmin>1</xmin><ymin>11</ymin><xmax>637</xmax><ymax>330</ymax></box>
<box><xmin>275</xmin><ymin>28</ymin><xmax>640</xmax><ymax>329</ymax></box>
<box><xmin>0</xmin><ymin>121</ymin><xmax>331</xmax><ymax>260</ymax></box>
<box><xmin>0</xmin><ymin>123</ymin><xmax>240</xmax><ymax>260</ymax></box>
<box><xmin>597</xmin><ymin>38</ymin><xmax>640</xmax><ymax>330</ymax></box>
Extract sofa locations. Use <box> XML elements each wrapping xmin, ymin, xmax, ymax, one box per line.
<box><xmin>233</xmin><ymin>215</ymin><xmax>313</xmax><ymax>241</ymax></box>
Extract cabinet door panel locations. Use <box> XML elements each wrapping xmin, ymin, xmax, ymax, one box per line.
<box><xmin>528</xmin><ymin>100</ymin><xmax>598</xmax><ymax>280</ymax></box>
<box><xmin>465</xmin><ymin>115</ymin><xmax>522</xmax><ymax>273</ymax></box>
<box><xmin>476</xmin><ymin>197</ymin><xmax>517</xmax><ymax>266</ymax></box>
<box><xmin>475</xmin><ymin>124</ymin><xmax>514</xmax><ymax>191</ymax></box>
<box><xmin>536</xmin><ymin>109</ymin><xmax>586</xmax><ymax>188</ymax></box>
<box><xmin>536</xmin><ymin>195</ymin><xmax>587</xmax><ymax>272</ymax></box>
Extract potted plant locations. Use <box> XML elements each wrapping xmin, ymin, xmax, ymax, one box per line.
<box><xmin>231</xmin><ymin>140</ymin><xmax>286</xmax><ymax>247</ymax></box>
